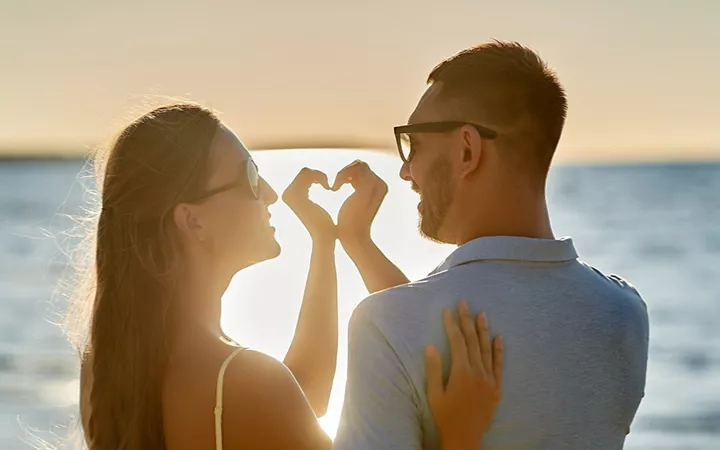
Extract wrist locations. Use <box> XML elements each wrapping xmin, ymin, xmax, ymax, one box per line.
<box><xmin>340</xmin><ymin>234</ymin><xmax>374</xmax><ymax>257</ymax></box>
<box><xmin>440</xmin><ymin>436</ymin><xmax>483</xmax><ymax>450</ymax></box>
<box><xmin>340</xmin><ymin>237</ymin><xmax>375</xmax><ymax>260</ymax></box>
<box><xmin>311</xmin><ymin>235</ymin><xmax>337</xmax><ymax>249</ymax></box>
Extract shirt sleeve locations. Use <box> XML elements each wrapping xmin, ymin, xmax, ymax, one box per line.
<box><xmin>333</xmin><ymin>303</ymin><xmax>422</xmax><ymax>450</ymax></box>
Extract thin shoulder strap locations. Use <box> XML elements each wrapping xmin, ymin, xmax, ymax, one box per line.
<box><xmin>214</xmin><ymin>347</ymin><xmax>245</xmax><ymax>450</ymax></box>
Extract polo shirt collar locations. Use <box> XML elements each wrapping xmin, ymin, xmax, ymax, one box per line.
<box><xmin>431</xmin><ymin>236</ymin><xmax>578</xmax><ymax>274</ymax></box>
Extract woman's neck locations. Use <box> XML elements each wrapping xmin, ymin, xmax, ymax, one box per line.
<box><xmin>170</xmin><ymin>258</ymin><xmax>232</xmax><ymax>356</ymax></box>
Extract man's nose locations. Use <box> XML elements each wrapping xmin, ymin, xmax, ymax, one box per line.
<box><xmin>259</xmin><ymin>177</ymin><xmax>278</xmax><ymax>206</ymax></box>
<box><xmin>399</xmin><ymin>161</ymin><xmax>412</xmax><ymax>182</ymax></box>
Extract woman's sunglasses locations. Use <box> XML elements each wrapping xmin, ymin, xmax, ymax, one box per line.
<box><xmin>187</xmin><ymin>158</ymin><xmax>260</xmax><ymax>203</ymax></box>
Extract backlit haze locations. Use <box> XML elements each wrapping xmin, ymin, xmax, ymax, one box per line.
<box><xmin>2</xmin><ymin>2</ymin><xmax>718</xmax><ymax>446</ymax></box>
<box><xmin>1</xmin><ymin>0</ymin><xmax>719</xmax><ymax>162</ymax></box>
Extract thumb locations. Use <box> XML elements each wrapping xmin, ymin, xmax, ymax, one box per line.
<box><xmin>425</xmin><ymin>345</ymin><xmax>444</xmax><ymax>407</ymax></box>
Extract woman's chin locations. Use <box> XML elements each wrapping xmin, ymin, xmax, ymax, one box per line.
<box><xmin>257</xmin><ymin>237</ymin><xmax>282</xmax><ymax>262</ymax></box>
<box><xmin>230</xmin><ymin>237</ymin><xmax>281</xmax><ymax>270</ymax></box>
<box><xmin>268</xmin><ymin>239</ymin><xmax>282</xmax><ymax>258</ymax></box>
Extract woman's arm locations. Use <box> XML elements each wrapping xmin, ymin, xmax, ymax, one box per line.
<box><xmin>427</xmin><ymin>302</ymin><xmax>504</xmax><ymax>450</ymax></box>
<box><xmin>283</xmin><ymin>238</ymin><xmax>337</xmax><ymax>417</ymax></box>
<box><xmin>281</xmin><ymin>168</ymin><xmax>339</xmax><ymax>417</ymax></box>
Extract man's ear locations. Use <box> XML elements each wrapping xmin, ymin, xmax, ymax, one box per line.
<box><xmin>458</xmin><ymin>126</ymin><xmax>483</xmax><ymax>178</ymax></box>
<box><xmin>173</xmin><ymin>203</ymin><xmax>205</xmax><ymax>241</ymax></box>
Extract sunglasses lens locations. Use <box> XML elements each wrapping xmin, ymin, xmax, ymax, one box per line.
<box><xmin>247</xmin><ymin>160</ymin><xmax>260</xmax><ymax>199</ymax></box>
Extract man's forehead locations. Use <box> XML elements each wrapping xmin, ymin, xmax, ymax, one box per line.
<box><xmin>408</xmin><ymin>82</ymin><xmax>445</xmax><ymax>124</ymax></box>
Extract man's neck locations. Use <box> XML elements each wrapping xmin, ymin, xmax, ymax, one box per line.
<box><xmin>452</xmin><ymin>187</ymin><xmax>554</xmax><ymax>246</ymax></box>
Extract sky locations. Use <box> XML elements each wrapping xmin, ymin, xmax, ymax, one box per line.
<box><xmin>1</xmin><ymin>0</ymin><xmax>719</xmax><ymax>162</ymax></box>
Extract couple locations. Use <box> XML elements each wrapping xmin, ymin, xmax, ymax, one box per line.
<box><xmin>74</xmin><ymin>41</ymin><xmax>649</xmax><ymax>450</ymax></box>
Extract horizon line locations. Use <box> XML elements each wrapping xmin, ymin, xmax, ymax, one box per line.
<box><xmin>0</xmin><ymin>139</ymin><xmax>719</xmax><ymax>165</ymax></box>
<box><xmin>1</xmin><ymin>151</ymin><xmax>719</xmax><ymax>167</ymax></box>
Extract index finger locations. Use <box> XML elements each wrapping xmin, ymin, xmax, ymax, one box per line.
<box><xmin>443</xmin><ymin>308</ymin><xmax>470</xmax><ymax>371</ymax></box>
<box><xmin>283</xmin><ymin>168</ymin><xmax>330</xmax><ymax>203</ymax></box>
<box><xmin>477</xmin><ymin>312</ymin><xmax>493</xmax><ymax>377</ymax></box>
<box><xmin>295</xmin><ymin>168</ymin><xmax>331</xmax><ymax>190</ymax></box>
<box><xmin>332</xmin><ymin>160</ymin><xmax>370</xmax><ymax>191</ymax></box>
<box><xmin>493</xmin><ymin>336</ymin><xmax>504</xmax><ymax>391</ymax></box>
<box><xmin>458</xmin><ymin>301</ymin><xmax>485</xmax><ymax>377</ymax></box>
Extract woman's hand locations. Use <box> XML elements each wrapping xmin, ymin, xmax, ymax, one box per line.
<box><xmin>426</xmin><ymin>301</ymin><xmax>504</xmax><ymax>450</ymax></box>
<box><xmin>282</xmin><ymin>168</ymin><xmax>336</xmax><ymax>243</ymax></box>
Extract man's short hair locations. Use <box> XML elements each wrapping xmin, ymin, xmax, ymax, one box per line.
<box><xmin>428</xmin><ymin>40</ymin><xmax>567</xmax><ymax>175</ymax></box>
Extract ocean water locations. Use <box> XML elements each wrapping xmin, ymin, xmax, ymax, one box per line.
<box><xmin>0</xmin><ymin>150</ymin><xmax>718</xmax><ymax>449</ymax></box>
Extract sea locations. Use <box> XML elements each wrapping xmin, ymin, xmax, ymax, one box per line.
<box><xmin>1</xmin><ymin>149</ymin><xmax>718</xmax><ymax>449</ymax></box>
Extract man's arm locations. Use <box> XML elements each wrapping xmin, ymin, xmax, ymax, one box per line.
<box><xmin>333</xmin><ymin>302</ymin><xmax>422</xmax><ymax>450</ymax></box>
<box><xmin>342</xmin><ymin>237</ymin><xmax>410</xmax><ymax>294</ymax></box>
<box><xmin>333</xmin><ymin>160</ymin><xmax>410</xmax><ymax>293</ymax></box>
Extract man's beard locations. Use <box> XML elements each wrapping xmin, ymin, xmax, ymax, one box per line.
<box><xmin>417</xmin><ymin>156</ymin><xmax>454</xmax><ymax>243</ymax></box>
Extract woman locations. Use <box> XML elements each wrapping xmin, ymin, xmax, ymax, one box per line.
<box><xmin>71</xmin><ymin>103</ymin><xmax>502</xmax><ymax>450</ymax></box>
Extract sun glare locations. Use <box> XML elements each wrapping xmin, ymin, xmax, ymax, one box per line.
<box><xmin>219</xmin><ymin>149</ymin><xmax>454</xmax><ymax>436</ymax></box>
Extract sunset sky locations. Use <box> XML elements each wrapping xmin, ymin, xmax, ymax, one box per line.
<box><xmin>1</xmin><ymin>0</ymin><xmax>718</xmax><ymax>162</ymax></box>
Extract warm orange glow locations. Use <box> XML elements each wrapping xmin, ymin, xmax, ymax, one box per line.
<box><xmin>219</xmin><ymin>150</ymin><xmax>451</xmax><ymax>436</ymax></box>
<box><xmin>1</xmin><ymin>1</ymin><xmax>718</xmax><ymax>161</ymax></box>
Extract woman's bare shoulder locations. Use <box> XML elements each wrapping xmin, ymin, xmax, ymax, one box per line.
<box><xmin>219</xmin><ymin>349</ymin><xmax>332</xmax><ymax>450</ymax></box>
<box><xmin>221</xmin><ymin>349</ymin><xmax>309</xmax><ymax>411</ymax></box>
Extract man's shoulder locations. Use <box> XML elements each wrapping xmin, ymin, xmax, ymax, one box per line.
<box><xmin>350</xmin><ymin>285</ymin><xmax>409</xmax><ymax>333</ymax></box>
<box><xmin>579</xmin><ymin>262</ymin><xmax>643</xmax><ymax>296</ymax></box>
<box><xmin>352</xmin><ymin>277</ymin><xmax>441</xmax><ymax>325</ymax></box>
<box><xmin>578</xmin><ymin>261</ymin><xmax>649</xmax><ymax>316</ymax></box>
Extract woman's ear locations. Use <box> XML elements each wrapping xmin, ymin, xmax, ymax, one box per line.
<box><xmin>173</xmin><ymin>203</ymin><xmax>205</xmax><ymax>242</ymax></box>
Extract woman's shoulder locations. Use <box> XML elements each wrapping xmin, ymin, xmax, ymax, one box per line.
<box><xmin>164</xmin><ymin>345</ymin><xmax>329</xmax><ymax>449</ymax></box>
<box><xmin>221</xmin><ymin>348</ymin><xmax>300</xmax><ymax>399</ymax></box>
<box><xmin>162</xmin><ymin>346</ymin><xmax>277</xmax><ymax>448</ymax></box>
<box><xmin>218</xmin><ymin>349</ymin><xmax>331</xmax><ymax>449</ymax></box>
<box><xmin>165</xmin><ymin>346</ymin><xmax>297</xmax><ymax>407</ymax></box>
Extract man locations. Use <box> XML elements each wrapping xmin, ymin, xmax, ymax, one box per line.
<box><xmin>331</xmin><ymin>41</ymin><xmax>649</xmax><ymax>450</ymax></box>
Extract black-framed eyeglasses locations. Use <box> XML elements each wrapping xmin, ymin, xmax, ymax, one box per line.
<box><xmin>393</xmin><ymin>121</ymin><xmax>498</xmax><ymax>163</ymax></box>
<box><xmin>187</xmin><ymin>158</ymin><xmax>260</xmax><ymax>203</ymax></box>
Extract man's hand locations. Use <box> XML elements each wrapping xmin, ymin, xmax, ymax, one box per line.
<box><xmin>332</xmin><ymin>160</ymin><xmax>388</xmax><ymax>250</ymax></box>
<box><xmin>283</xmin><ymin>168</ymin><xmax>336</xmax><ymax>242</ymax></box>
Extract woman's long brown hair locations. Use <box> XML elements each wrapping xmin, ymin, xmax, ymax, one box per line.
<box><xmin>69</xmin><ymin>103</ymin><xmax>221</xmax><ymax>450</ymax></box>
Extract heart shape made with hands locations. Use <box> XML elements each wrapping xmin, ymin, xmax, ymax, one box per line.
<box><xmin>281</xmin><ymin>160</ymin><xmax>389</xmax><ymax>236</ymax></box>
<box><xmin>287</xmin><ymin>161</ymin><xmax>380</xmax><ymax>220</ymax></box>
<box><xmin>305</xmin><ymin>173</ymin><xmax>354</xmax><ymax>221</ymax></box>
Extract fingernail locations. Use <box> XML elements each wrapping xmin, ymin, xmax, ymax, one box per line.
<box><xmin>426</xmin><ymin>345</ymin><xmax>438</xmax><ymax>357</ymax></box>
<box><xmin>459</xmin><ymin>300</ymin><xmax>468</xmax><ymax>314</ymax></box>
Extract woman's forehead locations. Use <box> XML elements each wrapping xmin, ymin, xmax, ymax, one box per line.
<box><xmin>208</xmin><ymin>126</ymin><xmax>251</xmax><ymax>182</ymax></box>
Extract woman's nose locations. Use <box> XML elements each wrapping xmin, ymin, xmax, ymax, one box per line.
<box><xmin>259</xmin><ymin>177</ymin><xmax>278</xmax><ymax>205</ymax></box>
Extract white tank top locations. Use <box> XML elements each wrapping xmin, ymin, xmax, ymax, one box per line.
<box><xmin>214</xmin><ymin>347</ymin><xmax>245</xmax><ymax>450</ymax></box>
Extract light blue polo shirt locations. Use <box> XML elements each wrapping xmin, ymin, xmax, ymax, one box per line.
<box><xmin>334</xmin><ymin>236</ymin><xmax>649</xmax><ymax>450</ymax></box>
